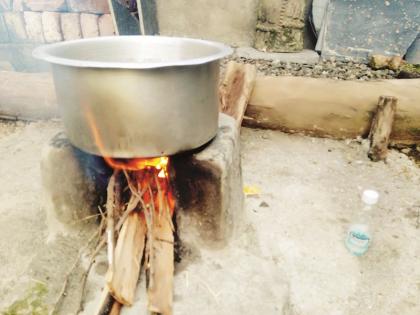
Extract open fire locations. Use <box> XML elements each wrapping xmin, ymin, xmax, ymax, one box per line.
<box><xmin>85</xmin><ymin>110</ymin><xmax>176</xmax><ymax>315</ymax></box>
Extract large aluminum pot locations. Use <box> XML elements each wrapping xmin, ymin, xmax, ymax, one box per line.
<box><xmin>33</xmin><ymin>36</ymin><xmax>232</xmax><ymax>158</ymax></box>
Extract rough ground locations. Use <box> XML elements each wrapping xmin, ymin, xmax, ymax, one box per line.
<box><xmin>0</xmin><ymin>121</ymin><xmax>419</xmax><ymax>314</ymax></box>
<box><xmin>0</xmin><ymin>121</ymin><xmax>96</xmax><ymax>314</ymax></box>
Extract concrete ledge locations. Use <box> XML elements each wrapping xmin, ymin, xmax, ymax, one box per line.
<box><xmin>246</xmin><ymin>76</ymin><xmax>420</xmax><ymax>144</ymax></box>
<box><xmin>236</xmin><ymin>47</ymin><xmax>320</xmax><ymax>64</ymax></box>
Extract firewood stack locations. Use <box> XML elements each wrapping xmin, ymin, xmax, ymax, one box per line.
<box><xmin>94</xmin><ymin>158</ymin><xmax>176</xmax><ymax>315</ymax></box>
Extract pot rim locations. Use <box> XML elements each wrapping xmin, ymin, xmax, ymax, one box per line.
<box><xmin>33</xmin><ymin>35</ymin><xmax>233</xmax><ymax>69</ymax></box>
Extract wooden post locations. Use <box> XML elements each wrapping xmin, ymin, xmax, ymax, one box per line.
<box><xmin>107</xmin><ymin>212</ymin><xmax>147</xmax><ymax>305</ymax></box>
<box><xmin>219</xmin><ymin>61</ymin><xmax>257</xmax><ymax>129</ymax></box>
<box><xmin>368</xmin><ymin>96</ymin><xmax>398</xmax><ymax>161</ymax></box>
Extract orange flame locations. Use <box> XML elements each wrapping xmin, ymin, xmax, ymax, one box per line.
<box><xmin>84</xmin><ymin>107</ymin><xmax>175</xmax><ymax>215</ymax></box>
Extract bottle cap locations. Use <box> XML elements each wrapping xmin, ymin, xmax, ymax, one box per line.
<box><xmin>362</xmin><ymin>189</ymin><xmax>379</xmax><ymax>205</ymax></box>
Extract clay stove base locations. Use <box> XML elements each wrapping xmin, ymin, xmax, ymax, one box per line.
<box><xmin>41</xmin><ymin>113</ymin><xmax>243</xmax><ymax>247</ymax></box>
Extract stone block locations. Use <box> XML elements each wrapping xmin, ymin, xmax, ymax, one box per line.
<box><xmin>61</xmin><ymin>12</ymin><xmax>81</xmax><ymax>40</ymax></box>
<box><xmin>41</xmin><ymin>133</ymin><xmax>100</xmax><ymax>237</ymax></box>
<box><xmin>23</xmin><ymin>11</ymin><xmax>44</xmax><ymax>42</ymax></box>
<box><xmin>236</xmin><ymin>46</ymin><xmax>320</xmax><ymax>64</ymax></box>
<box><xmin>0</xmin><ymin>14</ymin><xmax>9</xmax><ymax>42</ymax></box>
<box><xmin>3</xmin><ymin>11</ymin><xmax>27</xmax><ymax>42</ymax></box>
<box><xmin>23</xmin><ymin>0</ymin><xmax>67</xmax><ymax>12</ymax></box>
<box><xmin>172</xmin><ymin>113</ymin><xmax>243</xmax><ymax>248</ymax></box>
<box><xmin>255</xmin><ymin>0</ymin><xmax>306</xmax><ymax>52</ymax></box>
<box><xmin>318</xmin><ymin>0</ymin><xmax>419</xmax><ymax>62</ymax></box>
<box><xmin>98</xmin><ymin>13</ymin><xmax>114</xmax><ymax>36</ymax></box>
<box><xmin>41</xmin><ymin>11</ymin><xmax>62</xmax><ymax>42</ymax></box>
<box><xmin>370</xmin><ymin>54</ymin><xmax>403</xmax><ymax>71</ymax></box>
<box><xmin>80</xmin><ymin>12</ymin><xmax>98</xmax><ymax>38</ymax></box>
<box><xmin>67</xmin><ymin>0</ymin><xmax>109</xmax><ymax>14</ymax></box>
<box><xmin>0</xmin><ymin>0</ymin><xmax>11</xmax><ymax>11</ymax></box>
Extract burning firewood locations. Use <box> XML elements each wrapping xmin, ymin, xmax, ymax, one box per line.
<box><xmin>106</xmin><ymin>170</ymin><xmax>119</xmax><ymax>276</ymax></box>
<box><xmin>147</xmin><ymin>202</ymin><xmax>174</xmax><ymax>315</ymax></box>
<box><xmin>107</xmin><ymin>211</ymin><xmax>147</xmax><ymax>305</ymax></box>
<box><xmin>82</xmin><ymin>110</ymin><xmax>176</xmax><ymax>314</ymax></box>
<box><xmin>87</xmin><ymin>156</ymin><xmax>176</xmax><ymax>315</ymax></box>
<box><xmin>109</xmin><ymin>301</ymin><xmax>122</xmax><ymax>315</ymax></box>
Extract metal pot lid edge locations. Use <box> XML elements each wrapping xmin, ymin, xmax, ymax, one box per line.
<box><xmin>32</xmin><ymin>35</ymin><xmax>233</xmax><ymax>69</ymax></box>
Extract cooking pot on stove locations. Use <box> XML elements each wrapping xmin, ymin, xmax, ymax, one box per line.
<box><xmin>33</xmin><ymin>36</ymin><xmax>232</xmax><ymax>158</ymax></box>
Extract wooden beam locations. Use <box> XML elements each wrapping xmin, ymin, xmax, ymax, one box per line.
<box><xmin>246</xmin><ymin>76</ymin><xmax>420</xmax><ymax>144</ymax></box>
<box><xmin>219</xmin><ymin>61</ymin><xmax>257</xmax><ymax>128</ymax></box>
<box><xmin>368</xmin><ymin>96</ymin><xmax>398</xmax><ymax>161</ymax></box>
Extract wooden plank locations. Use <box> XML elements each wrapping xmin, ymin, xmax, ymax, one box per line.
<box><xmin>147</xmin><ymin>210</ymin><xmax>174</xmax><ymax>315</ymax></box>
<box><xmin>219</xmin><ymin>61</ymin><xmax>256</xmax><ymax>128</ymax></box>
<box><xmin>107</xmin><ymin>211</ymin><xmax>147</xmax><ymax>306</ymax></box>
<box><xmin>246</xmin><ymin>76</ymin><xmax>420</xmax><ymax>144</ymax></box>
<box><xmin>368</xmin><ymin>96</ymin><xmax>398</xmax><ymax>161</ymax></box>
<box><xmin>0</xmin><ymin>70</ymin><xmax>57</xmax><ymax>120</ymax></box>
<box><xmin>107</xmin><ymin>0</ymin><xmax>140</xmax><ymax>35</ymax></box>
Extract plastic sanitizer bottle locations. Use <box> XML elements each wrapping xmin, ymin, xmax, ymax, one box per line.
<box><xmin>345</xmin><ymin>189</ymin><xmax>379</xmax><ymax>256</ymax></box>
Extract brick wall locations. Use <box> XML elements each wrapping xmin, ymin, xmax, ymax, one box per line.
<box><xmin>0</xmin><ymin>0</ymin><xmax>115</xmax><ymax>71</ymax></box>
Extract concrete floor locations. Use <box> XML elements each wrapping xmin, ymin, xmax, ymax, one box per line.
<box><xmin>240</xmin><ymin>128</ymin><xmax>420</xmax><ymax>315</ymax></box>
<box><xmin>0</xmin><ymin>121</ymin><xmax>419</xmax><ymax>314</ymax></box>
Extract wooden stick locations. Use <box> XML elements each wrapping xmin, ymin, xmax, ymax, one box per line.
<box><xmin>368</xmin><ymin>96</ymin><xmax>398</xmax><ymax>161</ymax></box>
<box><xmin>107</xmin><ymin>211</ymin><xmax>147</xmax><ymax>305</ymax></box>
<box><xmin>109</xmin><ymin>300</ymin><xmax>122</xmax><ymax>315</ymax></box>
<box><xmin>219</xmin><ymin>61</ymin><xmax>257</xmax><ymax>128</ymax></box>
<box><xmin>106</xmin><ymin>171</ymin><xmax>118</xmax><ymax>276</ymax></box>
<box><xmin>48</xmin><ymin>229</ymin><xmax>100</xmax><ymax>315</ymax></box>
<box><xmin>147</xmin><ymin>201</ymin><xmax>174</xmax><ymax>315</ymax></box>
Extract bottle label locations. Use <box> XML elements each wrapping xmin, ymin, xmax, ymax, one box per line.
<box><xmin>348</xmin><ymin>231</ymin><xmax>370</xmax><ymax>247</ymax></box>
<box><xmin>345</xmin><ymin>229</ymin><xmax>370</xmax><ymax>256</ymax></box>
